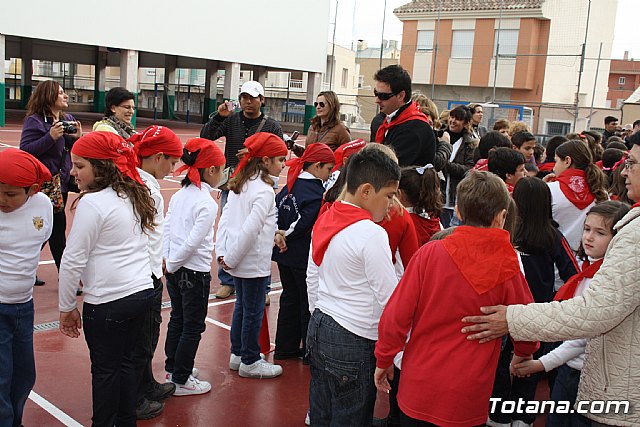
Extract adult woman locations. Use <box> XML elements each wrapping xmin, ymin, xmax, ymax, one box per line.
<box><xmin>462</xmin><ymin>134</ymin><xmax>640</xmax><ymax>426</ymax></box>
<box><xmin>305</xmin><ymin>91</ymin><xmax>350</xmax><ymax>151</ymax></box>
<box><xmin>440</xmin><ymin>105</ymin><xmax>478</xmax><ymax>227</ymax></box>
<box><xmin>469</xmin><ymin>103</ymin><xmax>487</xmax><ymax>139</ymax></box>
<box><xmin>93</xmin><ymin>87</ymin><xmax>137</xmax><ymax>139</ymax></box>
<box><xmin>20</xmin><ymin>80</ymin><xmax>82</xmax><ymax>272</ymax></box>
<box><xmin>58</xmin><ymin>131</ymin><xmax>155</xmax><ymax>426</ymax></box>
<box><xmin>412</xmin><ymin>93</ymin><xmax>452</xmax><ymax>172</ymax></box>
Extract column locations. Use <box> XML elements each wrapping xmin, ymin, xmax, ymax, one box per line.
<box><xmin>0</xmin><ymin>34</ymin><xmax>5</xmax><ymax>126</ymax></box>
<box><xmin>223</xmin><ymin>62</ymin><xmax>241</xmax><ymax>101</ymax></box>
<box><xmin>120</xmin><ymin>49</ymin><xmax>139</xmax><ymax>126</ymax></box>
<box><xmin>93</xmin><ymin>47</ymin><xmax>107</xmax><ymax>113</ymax></box>
<box><xmin>254</xmin><ymin>66</ymin><xmax>268</xmax><ymax>87</ymax></box>
<box><xmin>203</xmin><ymin>60</ymin><xmax>219</xmax><ymax>123</ymax></box>
<box><xmin>20</xmin><ymin>38</ymin><xmax>33</xmax><ymax>109</ymax></box>
<box><xmin>163</xmin><ymin>55</ymin><xmax>177</xmax><ymax>120</ymax></box>
<box><xmin>304</xmin><ymin>72</ymin><xmax>322</xmax><ymax>133</ymax></box>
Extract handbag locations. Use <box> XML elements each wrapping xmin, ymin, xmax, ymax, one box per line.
<box><xmin>41</xmin><ymin>173</ymin><xmax>65</xmax><ymax>213</ymax></box>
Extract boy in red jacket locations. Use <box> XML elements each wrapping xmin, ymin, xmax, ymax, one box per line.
<box><xmin>374</xmin><ymin>171</ymin><xmax>538</xmax><ymax>427</ymax></box>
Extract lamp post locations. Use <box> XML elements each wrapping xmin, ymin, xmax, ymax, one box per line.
<box><xmin>329</xmin><ymin>0</ymin><xmax>338</xmax><ymax>90</ymax></box>
<box><xmin>573</xmin><ymin>0</ymin><xmax>592</xmax><ymax>132</ymax></box>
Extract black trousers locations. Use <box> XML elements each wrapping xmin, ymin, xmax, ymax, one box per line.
<box><xmin>46</xmin><ymin>192</ymin><xmax>68</xmax><ymax>270</ymax></box>
<box><xmin>274</xmin><ymin>264</ymin><xmax>310</xmax><ymax>357</ymax></box>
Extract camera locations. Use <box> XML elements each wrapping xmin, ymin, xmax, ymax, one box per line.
<box><xmin>227</xmin><ymin>100</ymin><xmax>241</xmax><ymax>112</ymax></box>
<box><xmin>59</xmin><ymin>121</ymin><xmax>77</xmax><ymax>134</ymax></box>
<box><xmin>283</xmin><ymin>131</ymin><xmax>299</xmax><ymax>150</ymax></box>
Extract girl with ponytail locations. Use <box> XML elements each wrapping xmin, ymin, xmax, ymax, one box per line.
<box><xmin>397</xmin><ymin>164</ymin><xmax>443</xmax><ymax>245</ymax></box>
<box><xmin>545</xmin><ymin>139</ymin><xmax>608</xmax><ymax>251</ymax></box>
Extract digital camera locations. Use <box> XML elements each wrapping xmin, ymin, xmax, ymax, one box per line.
<box><xmin>60</xmin><ymin>121</ymin><xmax>77</xmax><ymax>134</ymax></box>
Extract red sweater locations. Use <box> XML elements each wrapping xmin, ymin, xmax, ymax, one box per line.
<box><xmin>376</xmin><ymin>226</ymin><xmax>538</xmax><ymax>427</ymax></box>
<box><xmin>379</xmin><ymin>207</ymin><xmax>420</xmax><ymax>266</ymax></box>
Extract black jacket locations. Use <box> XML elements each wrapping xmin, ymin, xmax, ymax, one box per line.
<box><xmin>200</xmin><ymin>112</ymin><xmax>283</xmax><ymax>168</ymax></box>
<box><xmin>382</xmin><ymin>103</ymin><xmax>436</xmax><ymax>167</ymax></box>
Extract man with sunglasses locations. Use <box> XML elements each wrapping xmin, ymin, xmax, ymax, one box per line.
<box><xmin>200</xmin><ymin>81</ymin><xmax>283</xmax><ymax>300</ymax></box>
<box><xmin>373</xmin><ymin>65</ymin><xmax>435</xmax><ymax>167</ymax></box>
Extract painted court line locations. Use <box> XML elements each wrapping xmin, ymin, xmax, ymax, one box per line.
<box><xmin>29</xmin><ymin>391</ymin><xmax>83</xmax><ymax>427</ymax></box>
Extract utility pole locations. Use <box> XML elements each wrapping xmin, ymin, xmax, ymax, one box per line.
<box><xmin>573</xmin><ymin>0</ymin><xmax>591</xmax><ymax>132</ymax></box>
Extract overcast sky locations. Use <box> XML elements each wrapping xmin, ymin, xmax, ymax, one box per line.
<box><xmin>329</xmin><ymin>0</ymin><xmax>639</xmax><ymax>59</ymax></box>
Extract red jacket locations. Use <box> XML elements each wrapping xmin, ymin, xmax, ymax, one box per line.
<box><xmin>376</xmin><ymin>226</ymin><xmax>538</xmax><ymax>426</ymax></box>
<box><xmin>379</xmin><ymin>207</ymin><xmax>420</xmax><ymax>266</ymax></box>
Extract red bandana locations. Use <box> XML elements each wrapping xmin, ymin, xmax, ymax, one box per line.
<box><xmin>332</xmin><ymin>139</ymin><xmax>366</xmax><ymax>172</ymax></box>
<box><xmin>554</xmin><ymin>259</ymin><xmax>603</xmax><ymax>301</ymax></box>
<box><xmin>72</xmin><ymin>131</ymin><xmax>144</xmax><ymax>185</ymax></box>
<box><xmin>473</xmin><ymin>158</ymin><xmax>489</xmax><ymax>171</ymax></box>
<box><xmin>173</xmin><ymin>138</ymin><xmax>226</xmax><ymax>189</ymax></box>
<box><xmin>231</xmin><ymin>132</ymin><xmax>288</xmax><ymax>179</ymax></box>
<box><xmin>538</xmin><ymin>162</ymin><xmax>555</xmax><ymax>172</ymax></box>
<box><xmin>441</xmin><ymin>226</ymin><xmax>520</xmax><ymax>294</ymax></box>
<box><xmin>129</xmin><ymin>125</ymin><xmax>183</xmax><ymax>166</ymax></box>
<box><xmin>311</xmin><ymin>201</ymin><xmax>372</xmax><ymax>265</ymax></box>
<box><xmin>0</xmin><ymin>148</ymin><xmax>52</xmax><ymax>191</ymax></box>
<box><xmin>285</xmin><ymin>143</ymin><xmax>335</xmax><ymax>191</ymax></box>
<box><xmin>555</xmin><ymin>169</ymin><xmax>595</xmax><ymax>210</ymax></box>
<box><xmin>375</xmin><ymin>102</ymin><xmax>430</xmax><ymax>143</ymax></box>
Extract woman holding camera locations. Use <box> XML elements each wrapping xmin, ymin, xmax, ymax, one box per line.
<box><xmin>20</xmin><ymin>80</ymin><xmax>82</xmax><ymax>273</ymax></box>
<box><xmin>92</xmin><ymin>87</ymin><xmax>137</xmax><ymax>139</ymax></box>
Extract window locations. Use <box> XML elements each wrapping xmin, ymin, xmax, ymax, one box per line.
<box><xmin>546</xmin><ymin>121</ymin><xmax>571</xmax><ymax>136</ymax></box>
<box><xmin>341</xmin><ymin>68</ymin><xmax>349</xmax><ymax>88</ymax></box>
<box><xmin>451</xmin><ymin>30</ymin><xmax>475</xmax><ymax>58</ymax></box>
<box><xmin>494</xmin><ymin>29</ymin><xmax>519</xmax><ymax>58</ymax></box>
<box><xmin>358</xmin><ymin>75</ymin><xmax>365</xmax><ymax>89</ymax></box>
<box><xmin>619</xmin><ymin>76</ymin><xmax>626</xmax><ymax>85</ymax></box>
<box><xmin>417</xmin><ymin>30</ymin><xmax>434</xmax><ymax>51</ymax></box>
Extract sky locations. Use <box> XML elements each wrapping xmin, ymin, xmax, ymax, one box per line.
<box><xmin>329</xmin><ymin>0</ymin><xmax>640</xmax><ymax>60</ymax></box>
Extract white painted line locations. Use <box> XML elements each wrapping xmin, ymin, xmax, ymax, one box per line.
<box><xmin>38</xmin><ymin>260</ymin><xmax>55</xmax><ymax>265</ymax></box>
<box><xmin>163</xmin><ymin>178</ymin><xmax>182</xmax><ymax>184</ymax></box>
<box><xmin>206</xmin><ymin>288</ymin><xmax>283</xmax><ymax>308</ymax></box>
<box><xmin>205</xmin><ymin>317</ymin><xmax>231</xmax><ymax>330</ymax></box>
<box><xmin>0</xmin><ymin>142</ymin><xmax>15</xmax><ymax>147</ymax></box>
<box><xmin>29</xmin><ymin>390</ymin><xmax>83</xmax><ymax>427</ymax></box>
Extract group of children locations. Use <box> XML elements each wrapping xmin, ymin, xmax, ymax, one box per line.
<box><xmin>0</xmin><ymin>108</ymin><xmax>635</xmax><ymax>426</ymax></box>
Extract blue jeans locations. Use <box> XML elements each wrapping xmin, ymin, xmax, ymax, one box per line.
<box><xmin>307</xmin><ymin>309</ymin><xmax>377</xmax><ymax>427</ymax></box>
<box><xmin>546</xmin><ymin>365</ymin><xmax>592</xmax><ymax>427</ymax></box>
<box><xmin>0</xmin><ymin>300</ymin><xmax>35</xmax><ymax>427</ymax></box>
<box><xmin>230</xmin><ymin>276</ymin><xmax>268</xmax><ymax>365</ymax></box>
<box><xmin>83</xmin><ymin>288</ymin><xmax>153</xmax><ymax>427</ymax></box>
<box><xmin>164</xmin><ymin>268</ymin><xmax>211</xmax><ymax>384</ymax></box>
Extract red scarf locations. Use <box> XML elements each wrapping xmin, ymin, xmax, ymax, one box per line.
<box><xmin>72</xmin><ymin>131</ymin><xmax>144</xmax><ymax>185</ymax></box>
<box><xmin>473</xmin><ymin>158</ymin><xmax>489</xmax><ymax>171</ymax></box>
<box><xmin>554</xmin><ymin>259</ymin><xmax>603</xmax><ymax>301</ymax></box>
<box><xmin>0</xmin><ymin>148</ymin><xmax>51</xmax><ymax>191</ymax></box>
<box><xmin>231</xmin><ymin>132</ymin><xmax>288</xmax><ymax>179</ymax></box>
<box><xmin>129</xmin><ymin>125</ymin><xmax>184</xmax><ymax>166</ymax></box>
<box><xmin>311</xmin><ymin>201</ymin><xmax>372</xmax><ymax>266</ymax></box>
<box><xmin>633</xmin><ymin>201</ymin><xmax>640</xmax><ymax>209</ymax></box>
<box><xmin>285</xmin><ymin>143</ymin><xmax>335</xmax><ymax>191</ymax></box>
<box><xmin>331</xmin><ymin>139</ymin><xmax>366</xmax><ymax>173</ymax></box>
<box><xmin>173</xmin><ymin>138</ymin><xmax>226</xmax><ymax>189</ymax></box>
<box><xmin>538</xmin><ymin>162</ymin><xmax>555</xmax><ymax>172</ymax></box>
<box><xmin>441</xmin><ymin>226</ymin><xmax>520</xmax><ymax>294</ymax></box>
<box><xmin>555</xmin><ymin>169</ymin><xmax>595</xmax><ymax>210</ymax></box>
<box><xmin>375</xmin><ymin>102</ymin><xmax>430</xmax><ymax>143</ymax></box>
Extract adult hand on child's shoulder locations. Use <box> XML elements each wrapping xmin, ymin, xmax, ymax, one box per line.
<box><xmin>461</xmin><ymin>305</ymin><xmax>509</xmax><ymax>344</ymax></box>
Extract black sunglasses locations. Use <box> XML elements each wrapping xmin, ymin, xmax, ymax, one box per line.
<box><xmin>314</xmin><ymin>101</ymin><xmax>325</xmax><ymax>108</ymax></box>
<box><xmin>374</xmin><ymin>89</ymin><xmax>398</xmax><ymax>101</ymax></box>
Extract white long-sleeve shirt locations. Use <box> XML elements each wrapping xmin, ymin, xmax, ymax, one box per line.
<box><xmin>58</xmin><ymin>188</ymin><xmax>153</xmax><ymax>312</ymax></box>
<box><xmin>0</xmin><ymin>192</ymin><xmax>53</xmax><ymax>304</ymax></box>
<box><xmin>306</xmin><ymin>218</ymin><xmax>399</xmax><ymax>341</ymax></box>
<box><xmin>163</xmin><ymin>182</ymin><xmax>217</xmax><ymax>274</ymax></box>
<box><xmin>548</xmin><ymin>181</ymin><xmax>596</xmax><ymax>252</ymax></box>
<box><xmin>138</xmin><ymin>168</ymin><xmax>164</xmax><ymax>278</ymax></box>
<box><xmin>216</xmin><ymin>175</ymin><xmax>276</xmax><ymax>278</ymax></box>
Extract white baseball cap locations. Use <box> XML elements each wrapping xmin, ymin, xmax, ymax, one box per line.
<box><xmin>240</xmin><ymin>81</ymin><xmax>264</xmax><ymax>98</ymax></box>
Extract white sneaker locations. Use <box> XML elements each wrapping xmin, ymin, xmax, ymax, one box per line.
<box><xmin>165</xmin><ymin>367</ymin><xmax>200</xmax><ymax>382</ymax></box>
<box><xmin>172</xmin><ymin>375</ymin><xmax>211</xmax><ymax>396</ymax></box>
<box><xmin>229</xmin><ymin>353</ymin><xmax>266</xmax><ymax>371</ymax></box>
<box><xmin>486</xmin><ymin>418</ymin><xmax>510</xmax><ymax>427</ymax></box>
<box><xmin>239</xmin><ymin>358</ymin><xmax>283</xmax><ymax>379</ymax></box>
<box><xmin>305</xmin><ymin>409</ymin><xmax>310</xmax><ymax>426</ymax></box>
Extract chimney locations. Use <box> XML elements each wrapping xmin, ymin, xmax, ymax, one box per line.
<box><xmin>624</xmin><ymin>51</ymin><xmax>629</xmax><ymax>60</ymax></box>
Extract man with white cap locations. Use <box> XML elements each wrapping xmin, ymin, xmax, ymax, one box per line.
<box><xmin>201</xmin><ymin>81</ymin><xmax>283</xmax><ymax>299</ymax></box>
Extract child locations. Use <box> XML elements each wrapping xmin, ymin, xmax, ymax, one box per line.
<box><xmin>472</xmin><ymin>131</ymin><xmax>512</xmax><ymax>172</ymax></box>
<box><xmin>323</xmin><ymin>138</ymin><xmax>366</xmax><ymax>194</ymax></box>
<box><xmin>272</xmin><ymin>143</ymin><xmax>336</xmax><ymax>360</ymax></box>
<box><xmin>511</xmin><ymin>131</ymin><xmax>537</xmax><ymax>164</ymax></box>
<box><xmin>488</xmin><ymin>147</ymin><xmax>527</xmax><ymax>193</ymax></box>
<box><xmin>163</xmin><ymin>137</ymin><xmax>226</xmax><ymax>395</ymax></box>
<box><xmin>374</xmin><ymin>171</ymin><xmax>539</xmax><ymax>426</ymax></box>
<box><xmin>488</xmin><ymin>177</ymin><xmax>580</xmax><ymax>427</ymax></box>
<box><xmin>216</xmin><ymin>132</ymin><xmax>288</xmax><ymax>379</ymax></box>
<box><xmin>397</xmin><ymin>164</ymin><xmax>443</xmax><ymax>246</ymax></box>
<box><xmin>537</xmin><ymin>135</ymin><xmax>568</xmax><ymax>176</ymax></box>
<box><xmin>0</xmin><ymin>149</ymin><xmax>52</xmax><ymax>427</ymax></box>
<box><xmin>513</xmin><ymin>201</ymin><xmax>630</xmax><ymax>426</ymax></box>
<box><xmin>546</xmin><ymin>140</ymin><xmax>609</xmax><ymax>252</ymax></box>
<box><xmin>306</xmin><ymin>148</ymin><xmax>401</xmax><ymax>425</ymax></box>
<box><xmin>58</xmin><ymin>132</ymin><xmax>156</xmax><ymax>426</ymax></box>
<box><xmin>128</xmin><ymin>126</ymin><xmax>183</xmax><ymax>416</ymax></box>
<box><xmin>524</xmin><ymin>163</ymin><xmax>539</xmax><ymax>177</ymax></box>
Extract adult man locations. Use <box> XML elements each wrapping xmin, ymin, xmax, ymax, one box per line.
<box><xmin>200</xmin><ymin>81</ymin><xmax>283</xmax><ymax>299</ymax></box>
<box><xmin>373</xmin><ymin>65</ymin><xmax>435</xmax><ymax>167</ymax></box>
<box><xmin>602</xmin><ymin>115</ymin><xmax>619</xmax><ymax>143</ymax></box>
<box><xmin>461</xmin><ymin>132</ymin><xmax>640</xmax><ymax>426</ymax></box>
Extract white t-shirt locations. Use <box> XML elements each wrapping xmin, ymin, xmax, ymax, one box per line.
<box><xmin>58</xmin><ymin>188</ymin><xmax>153</xmax><ymax>311</ymax></box>
<box><xmin>0</xmin><ymin>192</ymin><xmax>53</xmax><ymax>304</ymax></box>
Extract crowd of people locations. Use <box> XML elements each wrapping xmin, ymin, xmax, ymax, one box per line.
<box><xmin>1</xmin><ymin>64</ymin><xmax>639</xmax><ymax>427</ymax></box>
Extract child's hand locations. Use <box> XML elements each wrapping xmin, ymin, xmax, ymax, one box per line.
<box><xmin>59</xmin><ymin>309</ymin><xmax>82</xmax><ymax>338</ymax></box>
<box><xmin>274</xmin><ymin>231</ymin><xmax>288</xmax><ymax>253</ymax></box>
<box><xmin>218</xmin><ymin>256</ymin><xmax>231</xmax><ymax>270</ymax></box>
<box><xmin>513</xmin><ymin>359</ymin><xmax>544</xmax><ymax>377</ymax></box>
<box><xmin>509</xmin><ymin>354</ymin><xmax>531</xmax><ymax>376</ymax></box>
<box><xmin>542</xmin><ymin>173</ymin><xmax>556</xmax><ymax>183</ymax></box>
<box><xmin>374</xmin><ymin>366</ymin><xmax>394</xmax><ymax>393</ymax></box>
